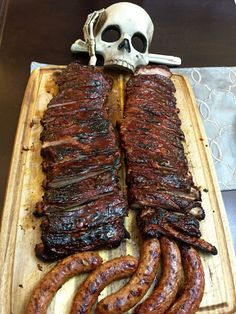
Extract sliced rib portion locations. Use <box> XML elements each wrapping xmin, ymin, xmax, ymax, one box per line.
<box><xmin>121</xmin><ymin>65</ymin><xmax>216</xmax><ymax>254</ymax></box>
<box><xmin>139</xmin><ymin>207</ymin><xmax>217</xmax><ymax>255</ymax></box>
<box><xmin>36</xmin><ymin>63</ymin><xmax>129</xmax><ymax>261</ymax></box>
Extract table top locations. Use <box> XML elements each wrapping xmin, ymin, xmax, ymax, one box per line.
<box><xmin>0</xmin><ymin>0</ymin><xmax>236</xmax><ymax>253</ymax></box>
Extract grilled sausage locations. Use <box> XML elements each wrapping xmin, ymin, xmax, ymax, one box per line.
<box><xmin>26</xmin><ymin>252</ymin><xmax>103</xmax><ymax>314</ymax></box>
<box><xmin>70</xmin><ymin>255</ymin><xmax>138</xmax><ymax>314</ymax></box>
<box><xmin>134</xmin><ymin>236</ymin><xmax>182</xmax><ymax>313</ymax></box>
<box><xmin>166</xmin><ymin>245</ymin><xmax>205</xmax><ymax>314</ymax></box>
<box><xmin>96</xmin><ymin>238</ymin><xmax>161</xmax><ymax>314</ymax></box>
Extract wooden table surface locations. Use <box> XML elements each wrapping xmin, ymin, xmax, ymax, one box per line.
<box><xmin>0</xmin><ymin>0</ymin><xmax>236</xmax><ymax>253</ymax></box>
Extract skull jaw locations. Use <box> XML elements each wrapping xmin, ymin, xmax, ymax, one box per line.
<box><xmin>104</xmin><ymin>57</ymin><xmax>149</xmax><ymax>73</ymax></box>
<box><xmin>101</xmin><ymin>49</ymin><xmax>149</xmax><ymax>73</ymax></box>
<box><xmin>104</xmin><ymin>58</ymin><xmax>136</xmax><ymax>72</ymax></box>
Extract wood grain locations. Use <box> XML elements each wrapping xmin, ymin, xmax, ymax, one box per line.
<box><xmin>0</xmin><ymin>67</ymin><xmax>235</xmax><ymax>314</ymax></box>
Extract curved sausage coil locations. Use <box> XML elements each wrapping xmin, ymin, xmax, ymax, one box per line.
<box><xmin>166</xmin><ymin>244</ymin><xmax>205</xmax><ymax>314</ymax></box>
<box><xmin>26</xmin><ymin>252</ymin><xmax>103</xmax><ymax>314</ymax></box>
<box><xmin>26</xmin><ymin>240</ymin><xmax>205</xmax><ymax>314</ymax></box>
<box><xmin>96</xmin><ymin>238</ymin><xmax>161</xmax><ymax>314</ymax></box>
<box><xmin>134</xmin><ymin>236</ymin><xmax>182</xmax><ymax>313</ymax></box>
<box><xmin>70</xmin><ymin>255</ymin><xmax>138</xmax><ymax>314</ymax></box>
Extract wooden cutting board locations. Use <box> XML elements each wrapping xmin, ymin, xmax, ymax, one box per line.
<box><xmin>0</xmin><ymin>66</ymin><xmax>235</xmax><ymax>314</ymax></box>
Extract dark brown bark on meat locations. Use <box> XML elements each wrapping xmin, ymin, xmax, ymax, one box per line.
<box><xmin>121</xmin><ymin>66</ymin><xmax>217</xmax><ymax>254</ymax></box>
<box><xmin>35</xmin><ymin>63</ymin><xmax>129</xmax><ymax>261</ymax></box>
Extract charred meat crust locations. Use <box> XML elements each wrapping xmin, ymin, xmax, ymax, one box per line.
<box><xmin>121</xmin><ymin>71</ymin><xmax>201</xmax><ymax>215</ymax></box>
<box><xmin>121</xmin><ymin>65</ymin><xmax>216</xmax><ymax>253</ymax></box>
<box><xmin>139</xmin><ymin>207</ymin><xmax>217</xmax><ymax>255</ymax></box>
<box><xmin>35</xmin><ymin>63</ymin><xmax>129</xmax><ymax>261</ymax></box>
<box><xmin>35</xmin><ymin>218</ymin><xmax>130</xmax><ymax>262</ymax></box>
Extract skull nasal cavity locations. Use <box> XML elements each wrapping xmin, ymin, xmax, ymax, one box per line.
<box><xmin>118</xmin><ymin>39</ymin><xmax>131</xmax><ymax>53</ymax></box>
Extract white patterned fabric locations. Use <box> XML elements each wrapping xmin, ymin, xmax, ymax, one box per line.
<box><xmin>172</xmin><ymin>67</ymin><xmax>236</xmax><ymax>191</ymax></box>
<box><xmin>30</xmin><ymin>62</ymin><xmax>236</xmax><ymax>191</ymax></box>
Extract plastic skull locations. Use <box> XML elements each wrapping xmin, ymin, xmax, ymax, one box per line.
<box><xmin>93</xmin><ymin>2</ymin><xmax>154</xmax><ymax>72</ymax></box>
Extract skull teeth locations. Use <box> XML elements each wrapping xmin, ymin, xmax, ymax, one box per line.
<box><xmin>105</xmin><ymin>59</ymin><xmax>135</xmax><ymax>72</ymax></box>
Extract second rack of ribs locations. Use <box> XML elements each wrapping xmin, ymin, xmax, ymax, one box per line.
<box><xmin>120</xmin><ymin>67</ymin><xmax>217</xmax><ymax>255</ymax></box>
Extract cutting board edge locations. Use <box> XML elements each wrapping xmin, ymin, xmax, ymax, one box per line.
<box><xmin>0</xmin><ymin>68</ymin><xmax>42</xmax><ymax>314</ymax></box>
<box><xmin>176</xmin><ymin>74</ymin><xmax>236</xmax><ymax>313</ymax></box>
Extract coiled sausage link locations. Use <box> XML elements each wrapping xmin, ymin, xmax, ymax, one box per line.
<box><xmin>26</xmin><ymin>252</ymin><xmax>103</xmax><ymax>314</ymax></box>
<box><xmin>70</xmin><ymin>255</ymin><xmax>138</xmax><ymax>314</ymax></box>
<box><xmin>166</xmin><ymin>245</ymin><xmax>205</xmax><ymax>314</ymax></box>
<box><xmin>134</xmin><ymin>236</ymin><xmax>182</xmax><ymax>313</ymax></box>
<box><xmin>96</xmin><ymin>238</ymin><xmax>161</xmax><ymax>314</ymax></box>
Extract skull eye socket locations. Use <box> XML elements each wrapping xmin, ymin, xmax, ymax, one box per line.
<box><xmin>101</xmin><ymin>25</ymin><xmax>121</xmax><ymax>42</ymax></box>
<box><xmin>131</xmin><ymin>33</ymin><xmax>147</xmax><ymax>53</ymax></box>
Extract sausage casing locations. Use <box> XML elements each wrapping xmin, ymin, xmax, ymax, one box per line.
<box><xmin>134</xmin><ymin>236</ymin><xmax>182</xmax><ymax>313</ymax></box>
<box><xmin>96</xmin><ymin>238</ymin><xmax>161</xmax><ymax>314</ymax></box>
<box><xmin>166</xmin><ymin>245</ymin><xmax>205</xmax><ymax>314</ymax></box>
<box><xmin>70</xmin><ymin>255</ymin><xmax>138</xmax><ymax>314</ymax></box>
<box><xmin>26</xmin><ymin>252</ymin><xmax>103</xmax><ymax>314</ymax></box>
